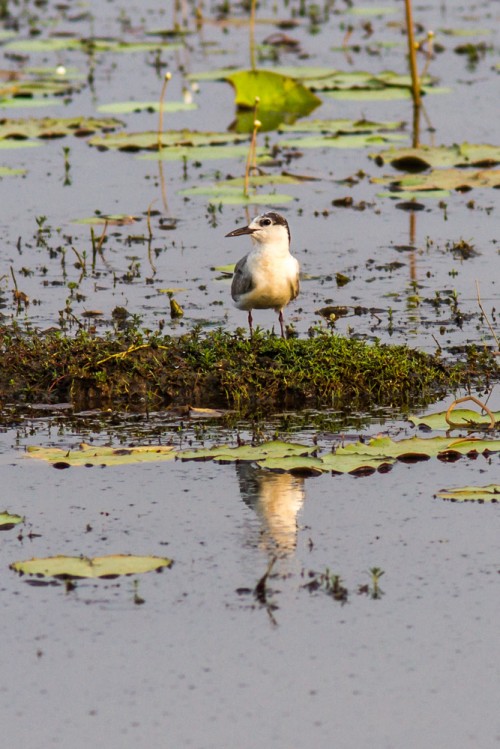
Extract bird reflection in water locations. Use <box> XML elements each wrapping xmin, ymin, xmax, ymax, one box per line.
<box><xmin>236</xmin><ymin>463</ymin><xmax>305</xmax><ymax>556</ymax></box>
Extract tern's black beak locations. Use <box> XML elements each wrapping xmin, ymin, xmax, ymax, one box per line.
<box><xmin>225</xmin><ymin>225</ymin><xmax>255</xmax><ymax>238</ymax></box>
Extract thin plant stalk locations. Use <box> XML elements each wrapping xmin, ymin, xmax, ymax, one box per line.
<box><xmin>249</xmin><ymin>0</ymin><xmax>257</xmax><ymax>71</ymax></box>
<box><xmin>404</xmin><ymin>0</ymin><xmax>421</xmax><ymax>107</ymax></box>
<box><xmin>157</xmin><ymin>71</ymin><xmax>172</xmax><ymax>151</ymax></box>
<box><xmin>244</xmin><ymin>98</ymin><xmax>261</xmax><ymax>198</ymax></box>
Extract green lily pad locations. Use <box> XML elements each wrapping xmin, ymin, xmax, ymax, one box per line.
<box><xmin>0</xmin><ymin>97</ymin><xmax>63</xmax><ymax>109</ymax></box>
<box><xmin>327</xmin><ymin>86</ymin><xmax>450</xmax><ymax>101</ymax></box>
<box><xmin>178</xmin><ymin>175</ymin><xmax>298</xmax><ymax>204</ymax></box>
<box><xmin>226</xmin><ymin>68</ymin><xmax>321</xmax><ymax>120</ymax></box>
<box><xmin>280</xmin><ymin>132</ymin><xmax>407</xmax><ymax>150</ymax></box>
<box><xmin>0</xmin><ymin>139</ymin><xmax>40</xmax><ymax>149</ymax></box>
<box><xmin>337</xmin><ymin>435</ymin><xmax>500</xmax><ymax>460</ymax></box>
<box><xmin>89</xmin><ymin>129</ymin><xmax>249</xmax><ymax>152</ymax></box>
<box><xmin>278</xmin><ymin>118</ymin><xmax>404</xmax><ymax>134</ymax></box>
<box><xmin>435</xmin><ymin>485</ymin><xmax>500</xmax><ymax>503</ymax></box>
<box><xmin>0</xmin><ymin>116</ymin><xmax>123</xmax><ymax>140</ymax></box>
<box><xmin>0</xmin><ymin>166</ymin><xmax>26</xmax><ymax>177</ymax></box>
<box><xmin>5</xmin><ymin>38</ymin><xmax>182</xmax><ymax>54</ymax></box>
<box><xmin>97</xmin><ymin>100</ymin><xmax>196</xmax><ymax>114</ymax></box>
<box><xmin>345</xmin><ymin>5</ymin><xmax>397</xmax><ymax>15</ymax></box>
<box><xmin>370</xmin><ymin>143</ymin><xmax>500</xmax><ymax>170</ymax></box>
<box><xmin>139</xmin><ymin>144</ymin><xmax>269</xmax><ymax>163</ymax></box>
<box><xmin>0</xmin><ymin>511</ymin><xmax>24</xmax><ymax>530</ymax></box>
<box><xmin>373</xmin><ymin>168</ymin><xmax>500</xmax><ymax>191</ymax></box>
<box><xmin>72</xmin><ymin>214</ymin><xmax>137</xmax><ymax>225</ymax></box>
<box><xmin>179</xmin><ymin>440</ymin><xmax>316</xmax><ymax>463</ymax></box>
<box><xmin>377</xmin><ymin>190</ymin><xmax>450</xmax><ymax>200</ymax></box>
<box><xmin>27</xmin><ymin>443</ymin><xmax>176</xmax><ymax>466</ymax></box>
<box><xmin>10</xmin><ymin>554</ymin><xmax>173</xmax><ymax>579</ymax></box>
<box><xmin>409</xmin><ymin>409</ymin><xmax>500</xmax><ymax>430</ymax></box>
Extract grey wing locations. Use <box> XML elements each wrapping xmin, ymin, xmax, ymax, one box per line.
<box><xmin>231</xmin><ymin>255</ymin><xmax>254</xmax><ymax>301</ymax></box>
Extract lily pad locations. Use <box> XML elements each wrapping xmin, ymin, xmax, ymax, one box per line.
<box><xmin>435</xmin><ymin>485</ymin><xmax>500</xmax><ymax>503</ymax></box>
<box><xmin>0</xmin><ymin>511</ymin><xmax>24</xmax><ymax>530</ymax></box>
<box><xmin>409</xmin><ymin>409</ymin><xmax>500</xmax><ymax>430</ymax></box>
<box><xmin>140</xmin><ymin>144</ymin><xmax>269</xmax><ymax>163</ymax></box>
<box><xmin>10</xmin><ymin>554</ymin><xmax>173</xmax><ymax>579</ymax></box>
<box><xmin>0</xmin><ymin>116</ymin><xmax>123</xmax><ymax>140</ymax></box>
<box><xmin>280</xmin><ymin>132</ymin><xmax>407</xmax><ymax>150</ymax></box>
<box><xmin>226</xmin><ymin>69</ymin><xmax>321</xmax><ymax>129</ymax></box>
<box><xmin>0</xmin><ymin>139</ymin><xmax>40</xmax><ymax>150</ymax></box>
<box><xmin>97</xmin><ymin>101</ymin><xmax>196</xmax><ymax>114</ymax></box>
<box><xmin>5</xmin><ymin>38</ymin><xmax>182</xmax><ymax>54</ymax></box>
<box><xmin>178</xmin><ymin>440</ymin><xmax>316</xmax><ymax>463</ymax></box>
<box><xmin>278</xmin><ymin>118</ymin><xmax>404</xmax><ymax>134</ymax></box>
<box><xmin>178</xmin><ymin>176</ymin><xmax>298</xmax><ymax>204</ymax></box>
<box><xmin>373</xmin><ymin>169</ymin><xmax>500</xmax><ymax>192</ymax></box>
<box><xmin>370</xmin><ymin>143</ymin><xmax>500</xmax><ymax>170</ymax></box>
<box><xmin>0</xmin><ymin>166</ymin><xmax>26</xmax><ymax>177</ymax></box>
<box><xmin>0</xmin><ymin>97</ymin><xmax>63</xmax><ymax>109</ymax></box>
<box><xmin>89</xmin><ymin>129</ymin><xmax>249</xmax><ymax>152</ymax></box>
<box><xmin>26</xmin><ymin>443</ymin><xmax>176</xmax><ymax>467</ymax></box>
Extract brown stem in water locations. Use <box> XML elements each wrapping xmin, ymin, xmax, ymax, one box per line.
<box><xmin>249</xmin><ymin>0</ymin><xmax>257</xmax><ymax>71</ymax></box>
<box><xmin>404</xmin><ymin>0</ymin><xmax>421</xmax><ymax>108</ymax></box>
<box><xmin>445</xmin><ymin>395</ymin><xmax>496</xmax><ymax>431</ymax></box>
<box><xmin>158</xmin><ymin>71</ymin><xmax>172</xmax><ymax>151</ymax></box>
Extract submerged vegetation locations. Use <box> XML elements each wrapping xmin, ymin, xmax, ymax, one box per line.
<box><xmin>0</xmin><ymin>323</ymin><xmax>496</xmax><ymax>413</ymax></box>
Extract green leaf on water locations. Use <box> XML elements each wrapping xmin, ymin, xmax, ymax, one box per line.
<box><xmin>369</xmin><ymin>143</ymin><xmax>500</xmax><ymax>170</ymax></box>
<box><xmin>97</xmin><ymin>100</ymin><xmax>197</xmax><ymax>114</ymax></box>
<box><xmin>5</xmin><ymin>38</ymin><xmax>182</xmax><ymax>53</ymax></box>
<box><xmin>435</xmin><ymin>485</ymin><xmax>500</xmax><ymax>503</ymax></box>
<box><xmin>344</xmin><ymin>5</ymin><xmax>397</xmax><ymax>15</ymax></box>
<box><xmin>280</xmin><ymin>132</ymin><xmax>407</xmax><ymax>150</ymax></box>
<box><xmin>26</xmin><ymin>443</ymin><xmax>176</xmax><ymax>466</ymax></box>
<box><xmin>0</xmin><ymin>511</ymin><xmax>24</xmax><ymax>530</ymax></box>
<box><xmin>140</xmin><ymin>144</ymin><xmax>269</xmax><ymax>163</ymax></box>
<box><xmin>89</xmin><ymin>129</ymin><xmax>249</xmax><ymax>152</ymax></box>
<box><xmin>278</xmin><ymin>118</ymin><xmax>404</xmax><ymax>134</ymax></box>
<box><xmin>372</xmin><ymin>169</ymin><xmax>500</xmax><ymax>191</ymax></box>
<box><xmin>178</xmin><ymin>175</ymin><xmax>298</xmax><ymax>204</ymax></box>
<box><xmin>226</xmin><ymin>69</ymin><xmax>321</xmax><ymax>128</ymax></box>
<box><xmin>0</xmin><ymin>139</ymin><xmax>40</xmax><ymax>149</ymax></box>
<box><xmin>0</xmin><ymin>166</ymin><xmax>26</xmax><ymax>177</ymax></box>
<box><xmin>0</xmin><ymin>97</ymin><xmax>63</xmax><ymax>109</ymax></box>
<box><xmin>10</xmin><ymin>554</ymin><xmax>173</xmax><ymax>579</ymax></box>
<box><xmin>409</xmin><ymin>409</ymin><xmax>500</xmax><ymax>430</ymax></box>
<box><xmin>179</xmin><ymin>440</ymin><xmax>316</xmax><ymax>463</ymax></box>
<box><xmin>0</xmin><ymin>116</ymin><xmax>123</xmax><ymax>140</ymax></box>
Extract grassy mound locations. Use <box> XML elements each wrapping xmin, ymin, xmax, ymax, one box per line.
<box><xmin>0</xmin><ymin>325</ymin><xmax>496</xmax><ymax>413</ymax></box>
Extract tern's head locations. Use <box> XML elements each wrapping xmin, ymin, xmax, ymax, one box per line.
<box><xmin>225</xmin><ymin>212</ymin><xmax>290</xmax><ymax>247</ymax></box>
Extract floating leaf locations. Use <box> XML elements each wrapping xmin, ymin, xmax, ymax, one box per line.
<box><xmin>0</xmin><ymin>97</ymin><xmax>63</xmax><ymax>109</ymax></box>
<box><xmin>0</xmin><ymin>166</ymin><xmax>26</xmax><ymax>177</ymax></box>
<box><xmin>409</xmin><ymin>409</ymin><xmax>500</xmax><ymax>430</ymax></box>
<box><xmin>0</xmin><ymin>139</ymin><xmax>40</xmax><ymax>149</ymax></box>
<box><xmin>178</xmin><ymin>440</ymin><xmax>316</xmax><ymax>463</ymax></box>
<box><xmin>327</xmin><ymin>86</ymin><xmax>450</xmax><ymax>101</ymax></box>
<box><xmin>97</xmin><ymin>100</ymin><xmax>196</xmax><ymax>114</ymax></box>
<box><xmin>26</xmin><ymin>443</ymin><xmax>176</xmax><ymax>467</ymax></box>
<box><xmin>345</xmin><ymin>5</ymin><xmax>397</xmax><ymax>15</ymax></box>
<box><xmin>0</xmin><ymin>511</ymin><xmax>24</xmax><ymax>530</ymax></box>
<box><xmin>278</xmin><ymin>118</ymin><xmax>404</xmax><ymax>134</ymax></box>
<box><xmin>140</xmin><ymin>144</ymin><xmax>268</xmax><ymax>163</ymax></box>
<box><xmin>369</xmin><ymin>143</ymin><xmax>500</xmax><ymax>170</ymax></box>
<box><xmin>372</xmin><ymin>168</ymin><xmax>500</xmax><ymax>191</ymax></box>
<box><xmin>72</xmin><ymin>214</ymin><xmax>137</xmax><ymax>225</ymax></box>
<box><xmin>226</xmin><ymin>69</ymin><xmax>321</xmax><ymax>131</ymax></box>
<box><xmin>6</xmin><ymin>38</ymin><xmax>182</xmax><ymax>54</ymax></box>
<box><xmin>0</xmin><ymin>116</ymin><xmax>123</xmax><ymax>140</ymax></box>
<box><xmin>435</xmin><ymin>485</ymin><xmax>500</xmax><ymax>503</ymax></box>
<box><xmin>179</xmin><ymin>173</ymin><xmax>301</xmax><ymax>203</ymax></box>
<box><xmin>89</xmin><ymin>129</ymin><xmax>249</xmax><ymax>152</ymax></box>
<box><xmin>280</xmin><ymin>132</ymin><xmax>407</xmax><ymax>150</ymax></box>
<box><xmin>10</xmin><ymin>554</ymin><xmax>173</xmax><ymax>579</ymax></box>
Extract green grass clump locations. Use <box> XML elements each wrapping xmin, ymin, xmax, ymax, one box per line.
<box><xmin>0</xmin><ymin>324</ymin><xmax>496</xmax><ymax>414</ymax></box>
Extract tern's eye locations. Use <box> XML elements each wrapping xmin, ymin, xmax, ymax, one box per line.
<box><xmin>260</xmin><ymin>218</ymin><xmax>272</xmax><ymax>226</ymax></box>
